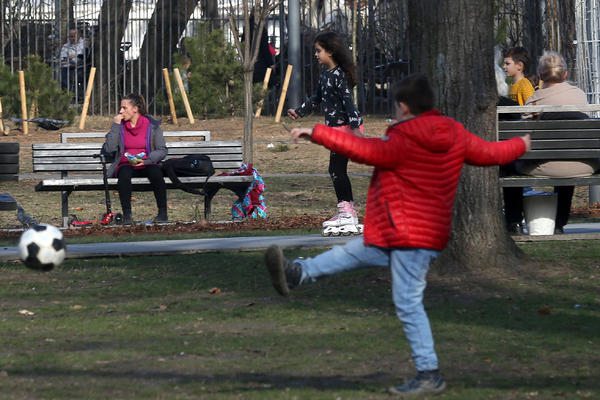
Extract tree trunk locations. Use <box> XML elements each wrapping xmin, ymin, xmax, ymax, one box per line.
<box><xmin>92</xmin><ymin>0</ymin><xmax>133</xmax><ymax>114</ymax></box>
<box><xmin>56</xmin><ymin>0</ymin><xmax>73</xmax><ymax>43</ymax></box>
<box><xmin>135</xmin><ymin>0</ymin><xmax>197</xmax><ymax>112</ymax></box>
<box><xmin>200</xmin><ymin>0</ymin><xmax>220</xmax><ymax>30</ymax></box>
<box><xmin>408</xmin><ymin>0</ymin><xmax>523</xmax><ymax>274</ymax></box>
<box><xmin>557</xmin><ymin>0</ymin><xmax>578</xmax><ymax>80</ymax></box>
<box><xmin>243</xmin><ymin>70</ymin><xmax>254</xmax><ymax>163</ymax></box>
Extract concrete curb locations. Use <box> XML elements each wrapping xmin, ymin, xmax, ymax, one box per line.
<box><xmin>1</xmin><ymin>233</ymin><xmax>358</xmax><ymax>261</ymax></box>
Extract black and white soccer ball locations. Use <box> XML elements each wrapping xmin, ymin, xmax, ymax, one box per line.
<box><xmin>18</xmin><ymin>224</ymin><xmax>66</xmax><ymax>271</ymax></box>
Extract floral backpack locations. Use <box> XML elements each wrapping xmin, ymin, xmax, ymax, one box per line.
<box><xmin>220</xmin><ymin>163</ymin><xmax>267</xmax><ymax>221</ymax></box>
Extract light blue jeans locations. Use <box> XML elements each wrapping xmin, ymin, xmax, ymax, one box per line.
<box><xmin>295</xmin><ymin>238</ymin><xmax>441</xmax><ymax>371</ymax></box>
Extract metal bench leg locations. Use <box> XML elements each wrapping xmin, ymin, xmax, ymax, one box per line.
<box><xmin>204</xmin><ymin>194</ymin><xmax>213</xmax><ymax>221</ymax></box>
<box><xmin>203</xmin><ymin>188</ymin><xmax>219</xmax><ymax>221</ymax></box>
<box><xmin>61</xmin><ymin>190</ymin><xmax>72</xmax><ymax>228</ymax></box>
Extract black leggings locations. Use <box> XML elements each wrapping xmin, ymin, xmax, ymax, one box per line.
<box><xmin>329</xmin><ymin>151</ymin><xmax>353</xmax><ymax>203</ymax></box>
<box><xmin>117</xmin><ymin>164</ymin><xmax>167</xmax><ymax>214</ymax></box>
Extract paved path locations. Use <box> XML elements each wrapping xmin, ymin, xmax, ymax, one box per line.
<box><xmin>3</xmin><ymin>221</ymin><xmax>600</xmax><ymax>262</ymax></box>
<box><xmin>0</xmin><ymin>233</ymin><xmax>358</xmax><ymax>261</ymax></box>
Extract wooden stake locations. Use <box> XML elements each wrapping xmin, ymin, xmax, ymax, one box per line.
<box><xmin>254</xmin><ymin>67</ymin><xmax>272</xmax><ymax>117</ymax></box>
<box><xmin>0</xmin><ymin>96</ymin><xmax>5</xmax><ymax>135</ymax></box>
<box><xmin>275</xmin><ymin>65</ymin><xmax>293</xmax><ymax>122</ymax></box>
<box><xmin>79</xmin><ymin>67</ymin><xmax>96</xmax><ymax>129</ymax></box>
<box><xmin>18</xmin><ymin>70</ymin><xmax>28</xmax><ymax>135</ymax></box>
<box><xmin>173</xmin><ymin>68</ymin><xmax>195</xmax><ymax>124</ymax></box>
<box><xmin>162</xmin><ymin>68</ymin><xmax>178</xmax><ymax>125</ymax></box>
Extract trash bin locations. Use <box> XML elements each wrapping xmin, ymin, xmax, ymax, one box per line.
<box><xmin>523</xmin><ymin>191</ymin><xmax>558</xmax><ymax>235</ymax></box>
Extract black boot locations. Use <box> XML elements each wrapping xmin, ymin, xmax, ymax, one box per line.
<box><xmin>121</xmin><ymin>209</ymin><xmax>132</xmax><ymax>225</ymax></box>
<box><xmin>153</xmin><ymin>208</ymin><xmax>168</xmax><ymax>223</ymax></box>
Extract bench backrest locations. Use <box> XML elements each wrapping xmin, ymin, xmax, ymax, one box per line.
<box><xmin>61</xmin><ymin>130</ymin><xmax>211</xmax><ymax>143</ymax></box>
<box><xmin>498</xmin><ymin>119</ymin><xmax>600</xmax><ymax>160</ymax></box>
<box><xmin>33</xmin><ymin>140</ymin><xmax>243</xmax><ymax>174</ymax></box>
<box><xmin>0</xmin><ymin>142</ymin><xmax>19</xmax><ymax>181</ymax></box>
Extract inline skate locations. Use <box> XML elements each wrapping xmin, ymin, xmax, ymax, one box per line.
<box><xmin>322</xmin><ymin>201</ymin><xmax>364</xmax><ymax>236</ymax></box>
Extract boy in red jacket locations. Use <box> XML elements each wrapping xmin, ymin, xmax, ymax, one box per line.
<box><xmin>265</xmin><ymin>74</ymin><xmax>530</xmax><ymax>396</ymax></box>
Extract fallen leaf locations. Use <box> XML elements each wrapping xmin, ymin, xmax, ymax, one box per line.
<box><xmin>74</xmin><ymin>206</ymin><xmax>84</xmax><ymax>211</ymax></box>
<box><xmin>168</xmin><ymin>205</ymin><xmax>174</xmax><ymax>210</ymax></box>
<box><xmin>159</xmin><ymin>304</ymin><xmax>168</xmax><ymax>310</ymax></box>
<box><xmin>131</xmin><ymin>196</ymin><xmax>136</xmax><ymax>201</ymax></box>
<box><xmin>19</xmin><ymin>309</ymin><xmax>35</xmax><ymax>316</ymax></box>
<box><xmin>209</xmin><ymin>287</ymin><xmax>221</xmax><ymax>294</ymax></box>
<box><xmin>70</xmin><ymin>305</ymin><xmax>83</xmax><ymax>310</ymax></box>
<box><xmin>483</xmin><ymin>357</ymin><xmax>492</xmax><ymax>363</ymax></box>
<box><xmin>537</xmin><ymin>305</ymin><xmax>551</xmax><ymax>315</ymax></box>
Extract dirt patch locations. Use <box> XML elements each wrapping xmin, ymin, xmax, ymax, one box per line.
<box><xmin>0</xmin><ymin>215</ymin><xmax>326</xmax><ymax>240</ymax></box>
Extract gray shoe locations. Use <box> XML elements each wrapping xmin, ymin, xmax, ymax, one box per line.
<box><xmin>265</xmin><ymin>245</ymin><xmax>302</xmax><ymax>296</ymax></box>
<box><xmin>389</xmin><ymin>370</ymin><xmax>446</xmax><ymax>397</ymax></box>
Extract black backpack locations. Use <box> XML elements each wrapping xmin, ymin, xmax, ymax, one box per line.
<box><xmin>162</xmin><ymin>154</ymin><xmax>215</xmax><ymax>195</ymax></box>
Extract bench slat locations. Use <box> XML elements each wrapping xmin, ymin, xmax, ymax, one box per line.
<box><xmin>34</xmin><ymin>140</ymin><xmax>240</xmax><ymax>150</ymax></box>
<box><xmin>61</xmin><ymin>130</ymin><xmax>211</xmax><ymax>143</ymax></box>
<box><xmin>528</xmin><ymin>139</ymin><xmax>600</xmax><ymax>149</ymax></box>
<box><xmin>33</xmin><ymin>161</ymin><xmax>243</xmax><ymax>172</ymax></box>
<box><xmin>32</xmin><ymin>147</ymin><xmax>243</xmax><ymax>159</ymax></box>
<box><xmin>499</xmin><ymin>129</ymin><xmax>600</xmax><ymax>140</ymax></box>
<box><xmin>36</xmin><ymin>175</ymin><xmax>253</xmax><ymax>192</ymax></box>
<box><xmin>498</xmin><ymin>119</ymin><xmax>600</xmax><ymax>130</ymax></box>
<box><xmin>500</xmin><ymin>175</ymin><xmax>600</xmax><ymax>187</ymax></box>
<box><xmin>33</xmin><ymin>154</ymin><xmax>243</xmax><ymax>165</ymax></box>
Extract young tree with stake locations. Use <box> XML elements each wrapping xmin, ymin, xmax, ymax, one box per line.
<box><xmin>228</xmin><ymin>1</ymin><xmax>281</xmax><ymax>164</ymax></box>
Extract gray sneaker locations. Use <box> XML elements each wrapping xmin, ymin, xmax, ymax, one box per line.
<box><xmin>265</xmin><ymin>245</ymin><xmax>302</xmax><ymax>296</ymax></box>
<box><xmin>389</xmin><ymin>370</ymin><xmax>446</xmax><ymax>396</ymax></box>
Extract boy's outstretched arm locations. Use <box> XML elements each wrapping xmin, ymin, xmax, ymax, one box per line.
<box><xmin>465</xmin><ymin>130</ymin><xmax>530</xmax><ymax>166</ymax></box>
<box><xmin>291</xmin><ymin>125</ymin><xmax>399</xmax><ymax>168</ymax></box>
<box><xmin>291</xmin><ymin>127</ymin><xmax>313</xmax><ymax>143</ymax></box>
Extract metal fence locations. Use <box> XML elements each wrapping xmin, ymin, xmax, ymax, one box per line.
<box><xmin>0</xmin><ymin>0</ymin><xmax>407</xmax><ymax>117</ymax></box>
<box><xmin>576</xmin><ymin>0</ymin><xmax>600</xmax><ymax>105</ymax></box>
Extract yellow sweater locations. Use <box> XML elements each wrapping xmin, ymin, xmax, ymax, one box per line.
<box><xmin>508</xmin><ymin>78</ymin><xmax>535</xmax><ymax>105</ymax></box>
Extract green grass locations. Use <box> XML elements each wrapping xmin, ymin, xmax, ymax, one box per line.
<box><xmin>1</xmin><ymin>241</ymin><xmax>599</xmax><ymax>399</ymax></box>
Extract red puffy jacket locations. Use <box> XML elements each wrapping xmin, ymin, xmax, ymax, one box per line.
<box><xmin>312</xmin><ymin>110</ymin><xmax>526</xmax><ymax>250</ymax></box>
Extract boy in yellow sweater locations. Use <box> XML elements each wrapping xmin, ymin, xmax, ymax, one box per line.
<box><xmin>503</xmin><ymin>47</ymin><xmax>535</xmax><ymax>105</ymax></box>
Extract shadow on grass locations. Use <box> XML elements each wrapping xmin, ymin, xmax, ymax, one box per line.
<box><xmin>7</xmin><ymin>367</ymin><xmax>389</xmax><ymax>392</ymax></box>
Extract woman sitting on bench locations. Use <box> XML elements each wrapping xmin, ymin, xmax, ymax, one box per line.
<box><xmin>103</xmin><ymin>93</ymin><xmax>168</xmax><ymax>224</ymax></box>
<box><xmin>510</xmin><ymin>51</ymin><xmax>600</xmax><ymax>234</ymax></box>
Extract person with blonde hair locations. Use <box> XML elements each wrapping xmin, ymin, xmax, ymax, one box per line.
<box><xmin>515</xmin><ymin>51</ymin><xmax>600</xmax><ymax>233</ymax></box>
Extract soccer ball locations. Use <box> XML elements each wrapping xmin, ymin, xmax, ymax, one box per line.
<box><xmin>18</xmin><ymin>224</ymin><xmax>66</xmax><ymax>271</ymax></box>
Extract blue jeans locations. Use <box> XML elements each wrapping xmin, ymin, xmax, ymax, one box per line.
<box><xmin>295</xmin><ymin>238</ymin><xmax>440</xmax><ymax>371</ymax></box>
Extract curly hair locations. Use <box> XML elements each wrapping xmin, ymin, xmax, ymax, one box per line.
<box><xmin>314</xmin><ymin>31</ymin><xmax>358</xmax><ymax>88</ymax></box>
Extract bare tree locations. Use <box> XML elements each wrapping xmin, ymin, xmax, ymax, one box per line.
<box><xmin>408</xmin><ymin>0</ymin><xmax>523</xmax><ymax>273</ymax></box>
<box><xmin>92</xmin><ymin>0</ymin><xmax>133</xmax><ymax>114</ymax></box>
<box><xmin>200</xmin><ymin>0</ymin><xmax>220</xmax><ymax>30</ymax></box>
<box><xmin>228</xmin><ymin>1</ymin><xmax>281</xmax><ymax>164</ymax></box>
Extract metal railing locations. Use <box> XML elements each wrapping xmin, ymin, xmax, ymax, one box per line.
<box><xmin>0</xmin><ymin>0</ymin><xmax>407</xmax><ymax>117</ymax></box>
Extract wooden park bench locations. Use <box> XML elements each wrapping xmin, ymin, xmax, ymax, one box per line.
<box><xmin>497</xmin><ymin>104</ymin><xmax>600</xmax><ymax>188</ymax></box>
<box><xmin>33</xmin><ymin>132</ymin><xmax>252</xmax><ymax>226</ymax></box>
<box><xmin>0</xmin><ymin>142</ymin><xmax>19</xmax><ymax>211</ymax></box>
<box><xmin>60</xmin><ymin>130</ymin><xmax>210</xmax><ymax>143</ymax></box>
